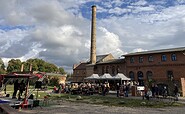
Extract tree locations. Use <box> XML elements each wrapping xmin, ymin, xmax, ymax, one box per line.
<box><xmin>7</xmin><ymin>59</ymin><xmax>22</xmax><ymax>73</ymax></box>
<box><xmin>6</xmin><ymin>58</ymin><xmax>67</xmax><ymax>74</ymax></box>
<box><xmin>0</xmin><ymin>58</ymin><xmax>6</xmax><ymax>74</ymax></box>
<box><xmin>59</xmin><ymin>67</ymin><xmax>66</xmax><ymax>74</ymax></box>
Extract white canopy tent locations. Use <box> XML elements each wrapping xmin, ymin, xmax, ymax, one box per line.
<box><xmin>100</xmin><ymin>73</ymin><xmax>113</xmax><ymax>80</ymax></box>
<box><xmin>84</xmin><ymin>74</ymin><xmax>100</xmax><ymax>80</ymax></box>
<box><xmin>114</xmin><ymin>73</ymin><xmax>131</xmax><ymax>81</ymax></box>
<box><xmin>114</xmin><ymin>73</ymin><xmax>131</xmax><ymax>84</ymax></box>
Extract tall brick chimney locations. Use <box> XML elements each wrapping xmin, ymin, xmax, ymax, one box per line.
<box><xmin>90</xmin><ymin>5</ymin><xmax>96</xmax><ymax>64</ymax></box>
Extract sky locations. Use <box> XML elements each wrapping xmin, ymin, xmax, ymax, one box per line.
<box><xmin>0</xmin><ymin>0</ymin><xmax>185</xmax><ymax>73</ymax></box>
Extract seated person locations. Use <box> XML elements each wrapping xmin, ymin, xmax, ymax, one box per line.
<box><xmin>53</xmin><ymin>86</ymin><xmax>57</xmax><ymax>93</ymax></box>
<box><xmin>145</xmin><ymin>89</ymin><xmax>152</xmax><ymax>100</ymax></box>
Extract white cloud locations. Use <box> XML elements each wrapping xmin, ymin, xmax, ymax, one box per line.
<box><xmin>131</xmin><ymin>0</ymin><xmax>148</xmax><ymax>6</ymax></box>
<box><xmin>109</xmin><ymin>7</ymin><xmax>131</xmax><ymax>15</ymax></box>
<box><xmin>97</xmin><ymin>27</ymin><xmax>123</xmax><ymax>58</ymax></box>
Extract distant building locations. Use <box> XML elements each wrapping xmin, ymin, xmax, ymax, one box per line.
<box><xmin>72</xmin><ymin>53</ymin><xmax>126</xmax><ymax>82</ymax></box>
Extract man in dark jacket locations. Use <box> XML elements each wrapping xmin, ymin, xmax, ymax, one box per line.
<box><xmin>174</xmin><ymin>84</ymin><xmax>179</xmax><ymax>101</ymax></box>
<box><xmin>12</xmin><ymin>79</ymin><xmax>19</xmax><ymax>99</ymax></box>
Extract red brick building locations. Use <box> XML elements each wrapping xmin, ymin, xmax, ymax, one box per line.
<box><xmin>124</xmin><ymin>47</ymin><xmax>185</xmax><ymax>84</ymax></box>
<box><xmin>124</xmin><ymin>47</ymin><xmax>185</xmax><ymax>95</ymax></box>
<box><xmin>72</xmin><ymin>54</ymin><xmax>126</xmax><ymax>82</ymax></box>
<box><xmin>73</xmin><ymin>47</ymin><xmax>185</xmax><ymax>95</ymax></box>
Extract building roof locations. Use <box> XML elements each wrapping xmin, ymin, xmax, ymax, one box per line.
<box><xmin>96</xmin><ymin>54</ymin><xmax>110</xmax><ymax>63</ymax></box>
<box><xmin>96</xmin><ymin>58</ymin><xmax>125</xmax><ymax>65</ymax></box>
<box><xmin>73</xmin><ymin>62</ymin><xmax>88</xmax><ymax>70</ymax></box>
<box><xmin>74</xmin><ymin>54</ymin><xmax>114</xmax><ymax>69</ymax></box>
<box><xmin>85</xmin><ymin>53</ymin><xmax>113</xmax><ymax>63</ymax></box>
<box><xmin>123</xmin><ymin>47</ymin><xmax>185</xmax><ymax>56</ymax></box>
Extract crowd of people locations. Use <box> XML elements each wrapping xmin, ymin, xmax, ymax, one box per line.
<box><xmin>142</xmin><ymin>83</ymin><xmax>179</xmax><ymax>101</ymax></box>
<box><xmin>10</xmin><ymin>78</ymin><xmax>179</xmax><ymax>101</ymax></box>
<box><xmin>52</xmin><ymin>82</ymin><xmax>113</xmax><ymax>96</ymax></box>
<box><xmin>52</xmin><ymin>81</ymin><xmax>132</xmax><ymax>98</ymax></box>
<box><xmin>116</xmin><ymin>82</ymin><xmax>130</xmax><ymax>97</ymax></box>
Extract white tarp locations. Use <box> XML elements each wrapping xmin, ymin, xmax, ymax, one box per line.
<box><xmin>114</xmin><ymin>73</ymin><xmax>131</xmax><ymax>80</ymax></box>
<box><xmin>84</xmin><ymin>74</ymin><xmax>100</xmax><ymax>80</ymax></box>
<box><xmin>100</xmin><ymin>73</ymin><xmax>113</xmax><ymax>80</ymax></box>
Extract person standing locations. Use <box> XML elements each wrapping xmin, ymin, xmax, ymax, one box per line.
<box><xmin>174</xmin><ymin>84</ymin><xmax>179</xmax><ymax>101</ymax></box>
<box><xmin>116</xmin><ymin>83</ymin><xmax>120</xmax><ymax>97</ymax></box>
<box><xmin>18</xmin><ymin>80</ymin><xmax>25</xmax><ymax>100</ymax></box>
<box><xmin>12</xmin><ymin>79</ymin><xmax>19</xmax><ymax>99</ymax></box>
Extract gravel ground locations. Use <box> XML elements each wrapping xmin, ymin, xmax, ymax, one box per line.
<box><xmin>20</xmin><ymin>100</ymin><xmax>185</xmax><ymax>114</ymax></box>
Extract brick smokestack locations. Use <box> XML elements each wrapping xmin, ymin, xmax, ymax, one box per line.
<box><xmin>90</xmin><ymin>5</ymin><xmax>96</xmax><ymax>64</ymax></box>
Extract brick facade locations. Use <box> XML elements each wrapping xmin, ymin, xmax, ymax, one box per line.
<box><xmin>125</xmin><ymin>50</ymin><xmax>185</xmax><ymax>83</ymax></box>
<box><xmin>72</xmin><ymin>47</ymin><xmax>185</xmax><ymax>95</ymax></box>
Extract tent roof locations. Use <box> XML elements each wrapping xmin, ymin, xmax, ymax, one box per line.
<box><xmin>100</xmin><ymin>73</ymin><xmax>113</xmax><ymax>79</ymax></box>
<box><xmin>85</xmin><ymin>74</ymin><xmax>100</xmax><ymax>80</ymax></box>
<box><xmin>114</xmin><ymin>73</ymin><xmax>131</xmax><ymax>80</ymax></box>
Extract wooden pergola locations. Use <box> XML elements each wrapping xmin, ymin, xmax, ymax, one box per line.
<box><xmin>0</xmin><ymin>72</ymin><xmax>39</xmax><ymax>107</ymax></box>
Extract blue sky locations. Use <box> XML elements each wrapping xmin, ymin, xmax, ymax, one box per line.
<box><xmin>0</xmin><ymin>0</ymin><xmax>185</xmax><ymax>73</ymax></box>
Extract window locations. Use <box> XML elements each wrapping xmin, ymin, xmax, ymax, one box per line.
<box><xmin>161</xmin><ymin>54</ymin><xmax>167</xmax><ymax>61</ymax></box>
<box><xmin>171</xmin><ymin>53</ymin><xmax>176</xmax><ymax>61</ymax></box>
<box><xmin>146</xmin><ymin>71</ymin><xmax>153</xmax><ymax>82</ymax></box>
<box><xmin>137</xmin><ymin>71</ymin><xmax>144</xmax><ymax>86</ymax></box>
<box><xmin>148</xmin><ymin>55</ymin><xmax>153</xmax><ymax>62</ymax></box>
<box><xmin>130</xmin><ymin>57</ymin><xmax>134</xmax><ymax>63</ymax></box>
<box><xmin>116</xmin><ymin>66</ymin><xmax>120</xmax><ymax>73</ymax></box>
<box><xmin>167</xmin><ymin>71</ymin><xmax>173</xmax><ymax>81</ymax></box>
<box><xmin>139</xmin><ymin>56</ymin><xmax>143</xmax><ymax>63</ymax></box>
<box><xmin>102</xmin><ymin>66</ymin><xmax>104</xmax><ymax>75</ymax></box>
<box><xmin>106</xmin><ymin>66</ymin><xmax>109</xmax><ymax>73</ymax></box>
<box><xmin>129</xmin><ymin>71</ymin><xmax>135</xmax><ymax>80</ymax></box>
<box><xmin>112</xmin><ymin>66</ymin><xmax>115</xmax><ymax>75</ymax></box>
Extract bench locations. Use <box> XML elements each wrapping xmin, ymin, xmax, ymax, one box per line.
<box><xmin>0</xmin><ymin>104</ymin><xmax>19</xmax><ymax>114</ymax></box>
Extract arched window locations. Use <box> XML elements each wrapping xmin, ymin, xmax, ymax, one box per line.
<box><xmin>112</xmin><ymin>66</ymin><xmax>115</xmax><ymax>75</ymax></box>
<box><xmin>102</xmin><ymin>66</ymin><xmax>104</xmax><ymax>75</ymax></box>
<box><xmin>171</xmin><ymin>53</ymin><xmax>176</xmax><ymax>61</ymax></box>
<box><xmin>167</xmin><ymin>70</ymin><xmax>173</xmax><ymax>81</ymax></box>
<box><xmin>116</xmin><ymin>66</ymin><xmax>120</xmax><ymax>73</ymax></box>
<box><xmin>137</xmin><ymin>71</ymin><xmax>144</xmax><ymax>86</ymax></box>
<box><xmin>106</xmin><ymin>66</ymin><xmax>109</xmax><ymax>73</ymax></box>
<box><xmin>129</xmin><ymin>71</ymin><xmax>135</xmax><ymax>80</ymax></box>
<box><xmin>146</xmin><ymin>71</ymin><xmax>153</xmax><ymax>82</ymax></box>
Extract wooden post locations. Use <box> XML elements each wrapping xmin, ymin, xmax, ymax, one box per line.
<box><xmin>181</xmin><ymin>78</ymin><xmax>185</xmax><ymax>97</ymax></box>
<box><xmin>22</xmin><ymin>77</ymin><xmax>29</xmax><ymax>108</ymax></box>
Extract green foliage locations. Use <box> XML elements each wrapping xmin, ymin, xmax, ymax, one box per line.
<box><xmin>26</xmin><ymin>58</ymin><xmax>59</xmax><ymax>73</ymax></box>
<box><xmin>58</xmin><ymin>67</ymin><xmax>66</xmax><ymax>74</ymax></box>
<box><xmin>0</xmin><ymin>58</ymin><xmax>6</xmax><ymax>74</ymax></box>
<box><xmin>48</xmin><ymin>76</ymin><xmax>60</xmax><ymax>86</ymax></box>
<box><xmin>5</xmin><ymin>58</ymin><xmax>67</xmax><ymax>74</ymax></box>
<box><xmin>7</xmin><ymin>59</ymin><xmax>22</xmax><ymax>73</ymax></box>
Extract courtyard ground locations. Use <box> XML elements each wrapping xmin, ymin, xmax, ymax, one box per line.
<box><xmin>20</xmin><ymin>100</ymin><xmax>185</xmax><ymax>114</ymax></box>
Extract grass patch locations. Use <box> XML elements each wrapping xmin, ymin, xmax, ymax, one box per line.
<box><xmin>46</xmin><ymin>94</ymin><xmax>185</xmax><ymax>108</ymax></box>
